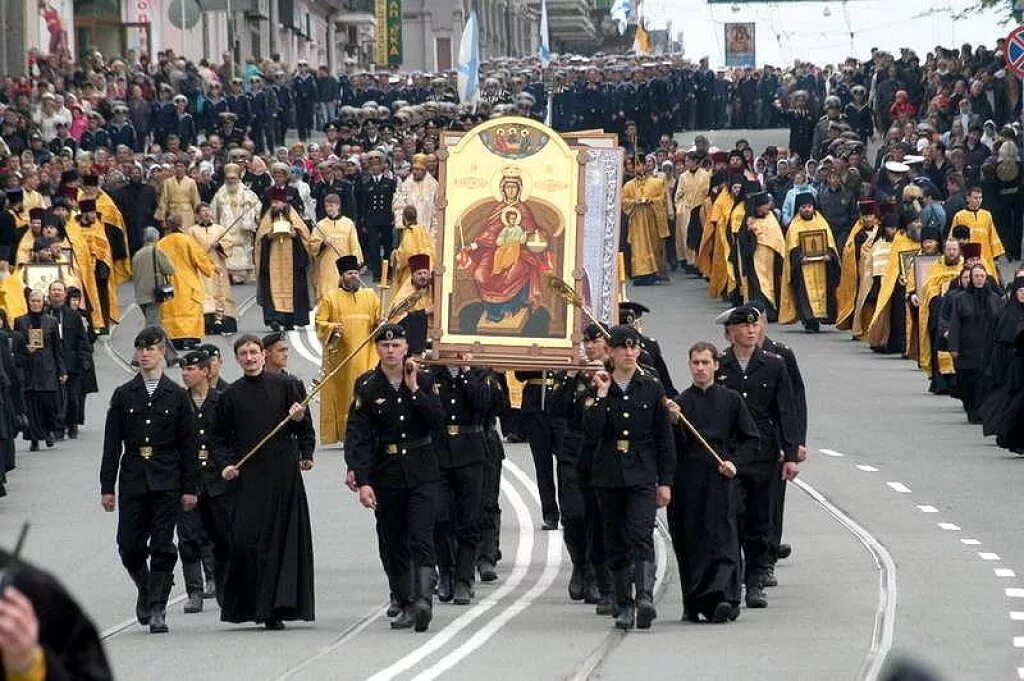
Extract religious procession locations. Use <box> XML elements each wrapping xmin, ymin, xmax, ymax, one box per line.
<box><xmin>0</xmin><ymin>1</ymin><xmax>1022</xmax><ymax>677</ymax></box>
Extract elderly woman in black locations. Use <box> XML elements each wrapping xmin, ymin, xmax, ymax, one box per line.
<box><xmin>13</xmin><ymin>290</ymin><xmax>66</xmax><ymax>450</ymax></box>
<box><xmin>948</xmin><ymin>265</ymin><xmax>1003</xmax><ymax>423</ymax></box>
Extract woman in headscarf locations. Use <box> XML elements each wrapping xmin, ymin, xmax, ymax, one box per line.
<box><xmin>13</xmin><ymin>290</ymin><xmax>65</xmax><ymax>451</ymax></box>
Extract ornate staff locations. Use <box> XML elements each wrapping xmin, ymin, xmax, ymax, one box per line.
<box><xmin>226</xmin><ymin>289</ymin><xmax>428</xmax><ymax>475</ymax></box>
<box><xmin>545</xmin><ymin>274</ymin><xmax>611</xmax><ymax>339</ymax></box>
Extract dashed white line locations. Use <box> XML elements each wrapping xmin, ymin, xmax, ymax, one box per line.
<box><xmin>886</xmin><ymin>482</ymin><xmax>912</xmax><ymax>494</ymax></box>
<box><xmin>1006</xmin><ymin>588</ymin><xmax>1024</xmax><ymax>598</ymax></box>
<box><xmin>856</xmin><ymin>464</ymin><xmax>879</xmax><ymax>472</ymax></box>
<box><xmin>996</xmin><ymin>569</ymin><xmax>1016</xmax><ymax>578</ymax></box>
<box><xmin>1014</xmin><ymin>636</ymin><xmax>1024</xmax><ymax>649</ymax></box>
<box><xmin>819</xmin><ymin>448</ymin><xmax>845</xmax><ymax>457</ymax></box>
<box><xmin>916</xmin><ymin>505</ymin><xmax>938</xmax><ymax>513</ymax></box>
<box><xmin>979</xmin><ymin>552</ymin><xmax>1001</xmax><ymax>561</ymax></box>
<box><xmin>1016</xmin><ymin>667</ymin><xmax>1024</xmax><ymax>680</ymax></box>
<box><xmin>937</xmin><ymin>522</ymin><xmax>961</xmax><ymax>531</ymax></box>
<box><xmin>1011</xmin><ymin>612</ymin><xmax>1024</xmax><ymax>621</ymax></box>
<box><xmin>960</xmin><ymin>539</ymin><xmax>982</xmax><ymax>546</ymax></box>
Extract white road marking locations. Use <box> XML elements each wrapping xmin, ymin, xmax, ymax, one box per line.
<box><xmin>856</xmin><ymin>465</ymin><xmax>879</xmax><ymax>472</ymax></box>
<box><xmin>366</xmin><ymin>468</ymin><xmax>535</xmax><ymax>681</ymax></box>
<box><xmin>1014</xmin><ymin>636</ymin><xmax>1024</xmax><ymax>648</ymax></box>
<box><xmin>1006</xmin><ymin>588</ymin><xmax>1024</xmax><ymax>598</ymax></box>
<box><xmin>960</xmin><ymin>539</ymin><xmax>982</xmax><ymax>545</ymax></box>
<box><xmin>794</xmin><ymin>479</ymin><xmax>896</xmax><ymax>681</ymax></box>
<box><xmin>1011</xmin><ymin>612</ymin><xmax>1024</xmax><ymax>620</ymax></box>
<box><xmin>979</xmin><ymin>552</ymin><xmax>1001</xmax><ymax>561</ymax></box>
<box><xmin>288</xmin><ymin>327</ymin><xmax>323</xmax><ymax>368</ymax></box>
<box><xmin>1017</xmin><ymin>667</ymin><xmax>1024</xmax><ymax>680</ymax></box>
<box><xmin>886</xmin><ymin>482</ymin><xmax>912</xmax><ymax>494</ymax></box>
<box><xmin>995</xmin><ymin>569</ymin><xmax>1016</xmax><ymax>578</ymax></box>
<box><xmin>100</xmin><ymin>594</ymin><xmax>187</xmax><ymax>639</ymax></box>
<box><xmin>937</xmin><ymin>523</ymin><xmax>961</xmax><ymax>531</ymax></box>
<box><xmin>916</xmin><ymin>505</ymin><xmax>939</xmax><ymax>513</ymax></box>
<box><xmin>819</xmin><ymin>448</ymin><xmax>845</xmax><ymax>457</ymax></box>
<box><xmin>412</xmin><ymin>463</ymin><xmax>564</xmax><ymax>680</ymax></box>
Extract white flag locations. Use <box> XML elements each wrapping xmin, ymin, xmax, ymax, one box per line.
<box><xmin>457</xmin><ymin>9</ymin><xmax>481</xmax><ymax>107</ymax></box>
<box><xmin>610</xmin><ymin>0</ymin><xmax>631</xmax><ymax>35</ymax></box>
<box><xmin>539</xmin><ymin>0</ymin><xmax>551</xmax><ymax>67</ymax></box>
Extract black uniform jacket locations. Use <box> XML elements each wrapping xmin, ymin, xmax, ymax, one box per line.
<box><xmin>715</xmin><ymin>347</ymin><xmax>799</xmax><ymax>463</ymax></box>
<box><xmin>190</xmin><ymin>389</ymin><xmax>233</xmax><ymax>498</ymax></box>
<box><xmin>672</xmin><ymin>383</ymin><xmax>761</xmax><ymax>468</ymax></box>
<box><xmin>762</xmin><ymin>335</ymin><xmax>807</xmax><ymax>444</ymax></box>
<box><xmin>431</xmin><ymin>367</ymin><xmax>495</xmax><ymax>469</ymax></box>
<box><xmin>582</xmin><ymin>371</ymin><xmax>676</xmax><ymax>488</ymax></box>
<box><xmin>100</xmin><ymin>374</ymin><xmax>199</xmax><ymax>496</ymax></box>
<box><xmin>345</xmin><ymin>367</ymin><xmax>445</xmax><ymax>489</ymax></box>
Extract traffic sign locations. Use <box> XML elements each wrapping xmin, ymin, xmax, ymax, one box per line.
<box><xmin>1004</xmin><ymin>25</ymin><xmax>1024</xmax><ymax>79</ymax></box>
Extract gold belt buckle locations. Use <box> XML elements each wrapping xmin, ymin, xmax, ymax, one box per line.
<box><xmin>198</xmin><ymin>447</ymin><xmax>209</xmax><ymax>467</ymax></box>
<box><xmin>616</xmin><ymin>440</ymin><xmax>629</xmax><ymax>453</ymax></box>
<box><xmin>447</xmin><ymin>425</ymin><xmax>459</xmax><ymax>436</ymax></box>
<box><xmin>385</xmin><ymin>444</ymin><xmax>399</xmax><ymax>455</ymax></box>
<box><xmin>139</xmin><ymin>446</ymin><xmax>154</xmax><ymax>460</ymax></box>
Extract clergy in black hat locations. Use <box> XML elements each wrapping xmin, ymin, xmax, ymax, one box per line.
<box><xmin>779</xmin><ymin>187</ymin><xmax>840</xmax><ymax>333</ymax></box>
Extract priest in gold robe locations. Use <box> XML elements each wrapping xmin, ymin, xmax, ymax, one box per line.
<box><xmin>69</xmin><ymin>199</ymin><xmax>118</xmax><ymax>331</ymax></box>
<box><xmin>735</xmin><ymin>191</ymin><xmax>786</xmax><ymax>321</ymax></box>
<box><xmin>188</xmin><ymin>203</ymin><xmax>238</xmax><ymax>335</ymax></box>
<box><xmin>836</xmin><ymin>199</ymin><xmax>878</xmax><ymax>331</ymax></box>
<box><xmin>902</xmin><ymin>223</ymin><xmax>943</xmax><ymax>365</ymax></box>
<box><xmin>309</xmin><ymin>193</ymin><xmax>362</xmax><ymax>302</ymax></box>
<box><xmin>256</xmin><ymin>188</ymin><xmax>312</xmax><ymax>331</ymax></box>
<box><xmin>390</xmin><ymin>253</ymin><xmax>434</xmax><ymax>356</ymax></box>
<box><xmin>158</xmin><ymin>214</ymin><xmax>217</xmax><ymax>347</ymax></box>
<box><xmin>78</xmin><ymin>174</ymin><xmax>131</xmax><ymax>288</ymax></box>
<box><xmin>704</xmin><ymin>178</ymin><xmax>739</xmax><ymax>299</ymax></box>
<box><xmin>779</xmin><ymin>193</ymin><xmax>840</xmax><ymax>333</ymax></box>
<box><xmin>390</xmin><ymin>205</ymin><xmax>434</xmax><ymax>304</ymax></box>
<box><xmin>314</xmin><ymin>254</ymin><xmax>381</xmax><ymax>445</ymax></box>
<box><xmin>209</xmin><ymin>163</ymin><xmax>261</xmax><ymax>284</ymax></box>
<box><xmin>622</xmin><ymin>163</ymin><xmax>669</xmax><ymax>286</ymax></box>
<box><xmin>867</xmin><ymin>211</ymin><xmax>921</xmax><ymax>355</ymax></box>
<box><xmin>917</xmin><ymin>237</ymin><xmax>963</xmax><ymax>391</ymax></box>
<box><xmin>673</xmin><ymin>152</ymin><xmax>711</xmax><ymax>274</ymax></box>
<box><xmin>155</xmin><ymin>160</ymin><xmax>201</xmax><ymax>230</ymax></box>
<box><xmin>949</xmin><ymin>187</ymin><xmax>1005</xmax><ymax>284</ymax></box>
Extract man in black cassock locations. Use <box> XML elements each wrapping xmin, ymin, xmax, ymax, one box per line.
<box><xmin>666</xmin><ymin>341</ymin><xmax>759</xmax><ymax>624</ymax></box>
<box><xmin>217</xmin><ymin>334</ymin><xmax>316</xmax><ymax>630</ymax></box>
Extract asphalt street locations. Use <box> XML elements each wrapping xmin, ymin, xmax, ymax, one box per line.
<box><xmin>2</xmin><ymin>159</ymin><xmax>1023</xmax><ymax>678</ymax></box>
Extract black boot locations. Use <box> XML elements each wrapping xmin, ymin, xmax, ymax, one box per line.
<box><xmin>214</xmin><ymin>560</ymin><xmax>229</xmax><ymax>609</ymax></box>
<box><xmin>594</xmin><ymin>564</ymin><xmax>614</xmax><ymax>616</ymax></box>
<box><xmin>436</xmin><ymin>567</ymin><xmax>454</xmax><ymax>603</ymax></box>
<box><xmin>182</xmin><ymin>561</ymin><xmax>204</xmax><ymax>613</ymax></box>
<box><xmin>129</xmin><ymin>566</ymin><xmax>150</xmax><ymax>625</ymax></box>
<box><xmin>390</xmin><ymin>571</ymin><xmax>416</xmax><ymax>630</ymax></box>
<box><xmin>201</xmin><ymin>549</ymin><xmax>217</xmax><ymax>599</ymax></box>
<box><xmin>568</xmin><ymin>562</ymin><xmax>585</xmax><ymax>601</ymax></box>
<box><xmin>583</xmin><ymin>563</ymin><xmax>599</xmax><ymax>604</ymax></box>
<box><xmin>745</xmin><ymin>578</ymin><xmax>767</xmax><ymax>609</ymax></box>
<box><xmin>148</xmin><ymin>571</ymin><xmax>174</xmax><ymax>633</ymax></box>
<box><xmin>634</xmin><ymin>559</ymin><xmax>657</xmax><ymax>629</ymax></box>
<box><xmin>453</xmin><ymin>546</ymin><xmax>476</xmax><ymax>605</ymax></box>
<box><xmin>763</xmin><ymin>564</ymin><xmax>778</xmax><ymax>588</ymax></box>
<box><xmin>477</xmin><ymin>558</ymin><xmax>498</xmax><ymax>582</ymax></box>
<box><xmin>67</xmin><ymin>425</ymin><xmax>78</xmax><ymax>439</ymax></box>
<box><xmin>612</xmin><ymin>568</ymin><xmax>635</xmax><ymax>631</ymax></box>
<box><xmin>412</xmin><ymin>567</ymin><xmax>436</xmax><ymax>632</ymax></box>
<box><xmin>777</xmin><ymin>543</ymin><xmax>792</xmax><ymax>560</ymax></box>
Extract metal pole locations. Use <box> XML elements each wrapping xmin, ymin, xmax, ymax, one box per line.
<box><xmin>181</xmin><ymin>0</ymin><xmax>186</xmax><ymax>56</ymax></box>
<box><xmin>226</xmin><ymin>0</ymin><xmax>234</xmax><ymax>74</ymax></box>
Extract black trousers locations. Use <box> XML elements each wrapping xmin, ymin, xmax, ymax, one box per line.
<box><xmin>596</xmin><ymin>484</ymin><xmax>656</xmax><ymax>571</ymax></box>
<box><xmin>376</xmin><ymin>482</ymin><xmax>439</xmax><ymax>581</ymax></box>
<box><xmin>478</xmin><ymin>429</ymin><xmax>504</xmax><ymax>564</ymax></box>
<box><xmin>24</xmin><ymin>390</ymin><xmax>59</xmax><ymax>442</ymax></box>
<box><xmin>435</xmin><ymin>463</ymin><xmax>484</xmax><ymax>575</ymax></box>
<box><xmin>521</xmin><ymin>411</ymin><xmax>561</xmax><ymax>520</ymax></box>
<box><xmin>295</xmin><ymin>105</ymin><xmax>313</xmax><ymax>141</ymax></box>
<box><xmin>956</xmin><ymin>365</ymin><xmax>984</xmax><ymax>422</ymax></box>
<box><xmin>583</xmin><ymin>482</ymin><xmax>606</xmax><ymax>568</ymax></box>
<box><xmin>363</xmin><ymin>225</ymin><xmax>394</xmax><ymax>280</ymax></box>
<box><xmin>117</xmin><ymin>490</ymin><xmax>180</xmax><ymax>573</ymax></box>
<box><xmin>734</xmin><ymin>460</ymin><xmax>779</xmax><ymax>585</ymax></box>
<box><xmin>64</xmin><ymin>373</ymin><xmax>86</xmax><ymax>427</ymax></box>
<box><xmin>179</xmin><ymin>491</ymin><xmax>235</xmax><ymax>565</ymax></box>
<box><xmin>555</xmin><ymin>447</ymin><xmax>587</xmax><ymax>565</ymax></box>
<box><xmin>771</xmin><ymin>478</ymin><xmax>788</xmax><ymax>553</ymax></box>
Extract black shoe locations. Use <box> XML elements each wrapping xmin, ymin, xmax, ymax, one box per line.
<box><xmin>44</xmin><ymin>436</ymin><xmax>54</xmax><ymax>448</ymax></box>
<box><xmin>583</xmin><ymin>577</ymin><xmax>600</xmax><ymax>604</ymax></box>
<box><xmin>129</xmin><ymin>567</ymin><xmax>150</xmax><ymax>625</ymax></box>
<box><xmin>596</xmin><ymin>595</ymin><xmax>615</xmax><ymax>616</ymax></box>
<box><xmin>711</xmin><ymin>601</ymin><xmax>733</xmax><ymax>623</ymax></box>
<box><xmin>682</xmin><ymin>608</ymin><xmax>701</xmax><ymax>623</ymax></box>
<box><xmin>634</xmin><ymin>560</ymin><xmax>657</xmax><ymax>629</ymax></box>
<box><xmin>745</xmin><ymin>583</ymin><xmax>767</xmax><ymax>609</ymax></box>
<box><xmin>387</xmin><ymin>593</ymin><xmax>403</xmax><ymax>618</ymax></box>
<box><xmin>478</xmin><ymin>560</ymin><xmax>498</xmax><ymax>583</ymax></box>
<box><xmin>568</xmin><ymin>563</ymin><xmax>585</xmax><ymax>601</ymax></box>
<box><xmin>148</xmin><ymin>571</ymin><xmax>174</xmax><ymax>633</ymax></box>
<box><xmin>149</xmin><ymin>608</ymin><xmax>168</xmax><ymax>633</ymax></box>
<box><xmin>453</xmin><ymin>580</ymin><xmax>474</xmax><ymax>605</ymax></box>
<box><xmin>763</xmin><ymin>566</ymin><xmax>778</xmax><ymax>588</ymax></box>
<box><xmin>413</xmin><ymin>567</ymin><xmax>435</xmax><ymax>632</ymax></box>
<box><xmin>777</xmin><ymin>543</ymin><xmax>792</xmax><ymax>560</ymax></box>
<box><xmin>55</xmin><ymin>430</ymin><xmax>65</xmax><ymax>441</ymax></box>
<box><xmin>614</xmin><ymin>602</ymin><xmax>636</xmax><ymax>630</ymax></box>
<box><xmin>264</xmin><ymin>619</ymin><xmax>285</xmax><ymax>630</ymax></box>
<box><xmin>436</xmin><ymin>569</ymin><xmax>454</xmax><ymax>603</ymax></box>
<box><xmin>612</xmin><ymin>568</ymin><xmax>635</xmax><ymax>630</ymax></box>
<box><xmin>29</xmin><ymin>441</ymin><xmax>39</xmax><ymax>452</ymax></box>
<box><xmin>390</xmin><ymin>606</ymin><xmax>416</xmax><ymax>629</ymax></box>
<box><xmin>184</xmin><ymin>592</ymin><xmax>204</xmax><ymax>614</ymax></box>
<box><xmin>67</xmin><ymin>426</ymin><xmax>78</xmax><ymax>439</ymax></box>
<box><xmin>203</xmin><ymin>580</ymin><xmax>217</xmax><ymax>600</ymax></box>
<box><xmin>541</xmin><ymin>516</ymin><xmax>559</xmax><ymax>531</ymax></box>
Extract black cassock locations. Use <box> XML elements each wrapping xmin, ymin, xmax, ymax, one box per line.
<box><xmin>213</xmin><ymin>371</ymin><xmax>316</xmax><ymax>624</ymax></box>
<box><xmin>667</xmin><ymin>383</ymin><xmax>760</xmax><ymax>618</ymax></box>
<box><xmin>13</xmin><ymin>312</ymin><xmax>65</xmax><ymax>442</ymax></box>
<box><xmin>0</xmin><ymin>548</ymin><xmax>113</xmax><ymax>680</ymax></box>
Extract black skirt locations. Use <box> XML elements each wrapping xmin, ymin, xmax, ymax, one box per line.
<box><xmin>24</xmin><ymin>390</ymin><xmax>60</xmax><ymax>442</ymax></box>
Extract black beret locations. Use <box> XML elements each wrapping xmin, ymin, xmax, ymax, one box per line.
<box><xmin>262</xmin><ymin>331</ymin><xmax>286</xmax><ymax>348</ymax></box>
<box><xmin>582</xmin><ymin>323</ymin><xmax>608</xmax><ymax>342</ymax></box>
<box><xmin>951</xmin><ymin>224</ymin><xmax>971</xmax><ymax>240</ymax></box>
<box><xmin>618</xmin><ymin>301</ymin><xmax>650</xmax><ymax>324</ymax></box>
<box><xmin>374</xmin><ymin>323</ymin><xmax>406</xmax><ymax>342</ymax></box>
<box><xmin>134</xmin><ymin>326</ymin><xmax>165</xmax><ymax>348</ymax></box>
<box><xmin>198</xmin><ymin>343</ymin><xmax>221</xmax><ymax>358</ymax></box>
<box><xmin>723</xmin><ymin>305</ymin><xmax>761</xmax><ymax>326</ymax></box>
<box><xmin>751</xmin><ymin>191</ymin><xmax>772</xmax><ymax>208</ymax></box>
<box><xmin>178</xmin><ymin>350</ymin><xmax>210</xmax><ymax>368</ymax></box>
<box><xmin>608</xmin><ymin>324</ymin><xmax>640</xmax><ymax>348</ymax></box>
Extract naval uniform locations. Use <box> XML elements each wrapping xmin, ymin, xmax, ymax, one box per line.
<box><xmin>100</xmin><ymin>373</ymin><xmax>198</xmax><ymax>620</ymax></box>
<box><xmin>345</xmin><ymin>366</ymin><xmax>445</xmax><ymax>609</ymax></box>
<box><xmin>715</xmin><ymin>347</ymin><xmax>799</xmax><ymax>590</ymax></box>
<box><xmin>477</xmin><ymin>371</ymin><xmax>509</xmax><ymax>575</ymax></box>
<box><xmin>515</xmin><ymin>371</ymin><xmax>563</xmax><ymax>525</ymax></box>
<box><xmin>355</xmin><ymin>173</ymin><xmax>398</xmax><ymax>280</ymax></box>
<box><xmin>431</xmin><ymin>367</ymin><xmax>496</xmax><ymax>600</ymax></box>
